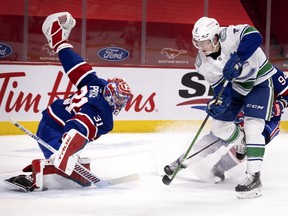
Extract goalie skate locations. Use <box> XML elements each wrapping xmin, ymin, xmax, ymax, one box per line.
<box><xmin>164</xmin><ymin>155</ymin><xmax>187</xmax><ymax>176</ymax></box>
<box><xmin>4</xmin><ymin>175</ymin><xmax>35</xmax><ymax>192</ymax></box>
<box><xmin>235</xmin><ymin>172</ymin><xmax>262</xmax><ymax>199</ymax></box>
<box><xmin>42</xmin><ymin>12</ymin><xmax>76</xmax><ymax>53</ymax></box>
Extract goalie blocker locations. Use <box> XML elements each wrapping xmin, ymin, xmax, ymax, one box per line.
<box><xmin>4</xmin><ymin>158</ymin><xmax>92</xmax><ymax>192</ymax></box>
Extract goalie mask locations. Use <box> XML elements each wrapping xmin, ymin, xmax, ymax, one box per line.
<box><xmin>103</xmin><ymin>77</ymin><xmax>131</xmax><ymax>115</ymax></box>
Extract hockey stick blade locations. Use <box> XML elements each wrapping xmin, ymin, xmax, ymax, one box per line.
<box><xmin>99</xmin><ymin>173</ymin><xmax>140</xmax><ymax>187</ymax></box>
<box><xmin>162</xmin><ymin>175</ymin><xmax>172</xmax><ymax>185</ymax></box>
<box><xmin>163</xmin><ymin>138</ymin><xmax>220</xmax><ymax>176</ymax></box>
<box><xmin>8</xmin><ymin>117</ymin><xmax>139</xmax><ymax>188</ymax></box>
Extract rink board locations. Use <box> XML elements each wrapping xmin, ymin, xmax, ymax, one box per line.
<box><xmin>1</xmin><ymin>120</ymin><xmax>288</xmax><ymax>135</ymax></box>
<box><xmin>1</xmin><ymin>64</ymin><xmax>288</xmax><ymax>135</ymax></box>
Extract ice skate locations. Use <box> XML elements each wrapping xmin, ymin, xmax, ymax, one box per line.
<box><xmin>42</xmin><ymin>12</ymin><xmax>76</xmax><ymax>53</ymax></box>
<box><xmin>235</xmin><ymin>172</ymin><xmax>262</xmax><ymax>199</ymax></box>
<box><xmin>164</xmin><ymin>155</ymin><xmax>187</xmax><ymax>176</ymax></box>
<box><xmin>4</xmin><ymin>175</ymin><xmax>35</xmax><ymax>192</ymax></box>
<box><xmin>211</xmin><ymin>163</ymin><xmax>225</xmax><ymax>183</ymax></box>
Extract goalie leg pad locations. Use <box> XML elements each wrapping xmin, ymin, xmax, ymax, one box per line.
<box><xmin>63</xmin><ymin>158</ymin><xmax>92</xmax><ymax>187</ymax></box>
<box><xmin>34</xmin><ymin>158</ymin><xmax>92</xmax><ymax>188</ymax></box>
<box><xmin>50</xmin><ymin>129</ymin><xmax>88</xmax><ymax>175</ymax></box>
<box><xmin>39</xmin><ymin>158</ymin><xmax>92</xmax><ymax>187</ymax></box>
<box><xmin>4</xmin><ymin>158</ymin><xmax>92</xmax><ymax>192</ymax></box>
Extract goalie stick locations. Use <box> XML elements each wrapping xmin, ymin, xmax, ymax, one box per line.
<box><xmin>8</xmin><ymin>117</ymin><xmax>139</xmax><ymax>188</ymax></box>
<box><xmin>162</xmin><ymin>80</ymin><xmax>229</xmax><ymax>185</ymax></box>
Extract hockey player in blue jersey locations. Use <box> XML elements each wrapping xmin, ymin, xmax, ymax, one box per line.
<box><xmin>5</xmin><ymin>12</ymin><xmax>131</xmax><ymax>192</ymax></box>
<box><xmin>165</xmin><ymin>16</ymin><xmax>283</xmax><ymax>199</ymax></box>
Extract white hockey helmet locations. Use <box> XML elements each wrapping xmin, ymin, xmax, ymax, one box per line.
<box><xmin>192</xmin><ymin>17</ymin><xmax>220</xmax><ymax>42</ymax></box>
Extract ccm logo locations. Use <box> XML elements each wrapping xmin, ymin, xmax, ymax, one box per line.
<box><xmin>246</xmin><ymin>104</ymin><xmax>264</xmax><ymax>110</ymax></box>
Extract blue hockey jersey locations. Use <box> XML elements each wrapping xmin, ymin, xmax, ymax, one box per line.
<box><xmin>41</xmin><ymin>48</ymin><xmax>113</xmax><ymax>142</ymax></box>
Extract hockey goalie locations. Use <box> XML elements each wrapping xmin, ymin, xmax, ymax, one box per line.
<box><xmin>4</xmin><ymin>12</ymin><xmax>131</xmax><ymax>192</ymax></box>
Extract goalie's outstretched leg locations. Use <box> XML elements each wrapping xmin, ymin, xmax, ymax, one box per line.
<box><xmin>4</xmin><ymin>158</ymin><xmax>92</xmax><ymax>192</ymax></box>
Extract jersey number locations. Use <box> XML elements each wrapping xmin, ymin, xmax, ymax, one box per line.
<box><xmin>278</xmin><ymin>75</ymin><xmax>287</xmax><ymax>86</ymax></box>
<box><xmin>64</xmin><ymin>86</ymin><xmax>88</xmax><ymax>113</ymax></box>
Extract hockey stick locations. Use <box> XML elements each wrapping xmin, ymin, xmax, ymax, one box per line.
<box><xmin>8</xmin><ymin>117</ymin><xmax>139</xmax><ymax>188</ymax></box>
<box><xmin>164</xmin><ymin>138</ymin><xmax>220</xmax><ymax>176</ymax></box>
<box><xmin>162</xmin><ymin>80</ymin><xmax>229</xmax><ymax>185</ymax></box>
<box><xmin>187</xmin><ymin>138</ymin><xmax>220</xmax><ymax>160</ymax></box>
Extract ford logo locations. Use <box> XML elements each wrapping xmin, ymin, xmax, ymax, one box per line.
<box><xmin>97</xmin><ymin>47</ymin><xmax>129</xmax><ymax>61</ymax></box>
<box><xmin>0</xmin><ymin>43</ymin><xmax>12</xmax><ymax>58</ymax></box>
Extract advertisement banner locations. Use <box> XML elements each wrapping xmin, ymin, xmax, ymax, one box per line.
<box><xmin>0</xmin><ymin>64</ymin><xmax>214</xmax><ymax>121</ymax></box>
<box><xmin>1</xmin><ymin>64</ymin><xmax>288</xmax><ymax>133</ymax></box>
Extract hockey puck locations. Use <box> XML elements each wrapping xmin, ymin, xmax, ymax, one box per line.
<box><xmin>162</xmin><ymin>175</ymin><xmax>172</xmax><ymax>185</ymax></box>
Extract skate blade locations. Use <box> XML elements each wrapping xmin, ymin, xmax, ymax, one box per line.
<box><xmin>236</xmin><ymin>188</ymin><xmax>262</xmax><ymax>199</ymax></box>
<box><xmin>4</xmin><ymin>179</ymin><xmax>30</xmax><ymax>192</ymax></box>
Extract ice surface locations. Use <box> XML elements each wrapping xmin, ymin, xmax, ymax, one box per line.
<box><xmin>1</xmin><ymin>132</ymin><xmax>288</xmax><ymax>216</ymax></box>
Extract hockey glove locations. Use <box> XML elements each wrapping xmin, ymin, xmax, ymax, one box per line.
<box><xmin>206</xmin><ymin>81</ymin><xmax>232</xmax><ymax>118</ymax></box>
<box><xmin>272</xmin><ymin>99</ymin><xmax>287</xmax><ymax>117</ymax></box>
<box><xmin>223</xmin><ymin>52</ymin><xmax>244</xmax><ymax>82</ymax></box>
<box><xmin>206</xmin><ymin>94</ymin><xmax>231</xmax><ymax>118</ymax></box>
